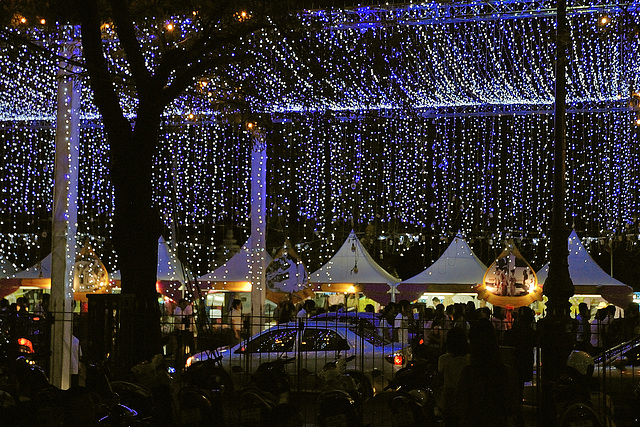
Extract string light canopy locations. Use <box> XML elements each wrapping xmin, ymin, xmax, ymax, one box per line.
<box><xmin>0</xmin><ymin>2</ymin><xmax>639</xmax><ymax>279</ymax></box>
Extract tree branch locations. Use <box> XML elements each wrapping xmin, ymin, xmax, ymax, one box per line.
<box><xmin>80</xmin><ymin>0</ymin><xmax>129</xmax><ymax>143</ymax></box>
<box><xmin>158</xmin><ymin>19</ymin><xmax>270</xmax><ymax>105</ymax></box>
<box><xmin>108</xmin><ymin>0</ymin><xmax>153</xmax><ymax>92</ymax></box>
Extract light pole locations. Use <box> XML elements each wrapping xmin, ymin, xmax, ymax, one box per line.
<box><xmin>539</xmin><ymin>0</ymin><xmax>575</xmax><ymax>423</ymax></box>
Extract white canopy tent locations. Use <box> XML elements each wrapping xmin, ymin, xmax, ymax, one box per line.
<box><xmin>156</xmin><ymin>236</ymin><xmax>190</xmax><ymax>301</ymax></box>
<box><xmin>536</xmin><ymin>231</ymin><xmax>633</xmax><ymax>308</ymax></box>
<box><xmin>199</xmin><ymin>238</ymin><xmax>311</xmax><ymax>305</ymax></box>
<box><xmin>0</xmin><ymin>257</ymin><xmax>18</xmax><ymax>279</ymax></box>
<box><xmin>397</xmin><ymin>236</ymin><xmax>487</xmax><ymax>302</ymax></box>
<box><xmin>198</xmin><ymin>236</ymin><xmax>272</xmax><ymax>292</ymax></box>
<box><xmin>13</xmin><ymin>253</ymin><xmax>52</xmax><ymax>283</ymax></box>
<box><xmin>2</xmin><ymin>243</ymin><xmax>111</xmax><ymax>301</ymax></box>
<box><xmin>111</xmin><ymin>236</ymin><xmax>190</xmax><ymax>301</ymax></box>
<box><xmin>309</xmin><ymin>230</ymin><xmax>400</xmax><ymax>305</ymax></box>
<box><xmin>0</xmin><ymin>254</ymin><xmax>52</xmax><ymax>299</ymax></box>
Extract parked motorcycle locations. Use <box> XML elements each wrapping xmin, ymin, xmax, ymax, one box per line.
<box><xmin>238</xmin><ymin>357</ymin><xmax>302</xmax><ymax>427</ymax></box>
<box><xmin>3</xmin><ymin>356</ymin><xmax>151</xmax><ymax>426</ymax></box>
<box><xmin>384</xmin><ymin>358</ymin><xmax>439</xmax><ymax>427</ymax></box>
<box><xmin>181</xmin><ymin>348</ymin><xmax>234</xmax><ymax>398</ymax></box>
<box><xmin>177</xmin><ymin>349</ymin><xmax>231</xmax><ymax>426</ymax></box>
<box><xmin>315</xmin><ymin>354</ymin><xmax>363</xmax><ymax>427</ymax></box>
<box><xmin>556</xmin><ymin>350</ymin><xmax>604</xmax><ymax>427</ymax></box>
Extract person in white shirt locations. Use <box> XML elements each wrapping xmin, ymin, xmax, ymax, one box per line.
<box><xmin>230</xmin><ymin>299</ymin><xmax>243</xmax><ymax>343</ymax></box>
<box><xmin>297</xmin><ymin>299</ymin><xmax>315</xmax><ymax>319</ymax></box>
<box><xmin>394</xmin><ymin>300</ymin><xmax>412</xmax><ymax>346</ymax></box>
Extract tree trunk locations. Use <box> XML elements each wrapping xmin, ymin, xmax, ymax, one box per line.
<box><xmin>110</xmin><ymin>105</ymin><xmax>163</xmax><ymax>371</ymax></box>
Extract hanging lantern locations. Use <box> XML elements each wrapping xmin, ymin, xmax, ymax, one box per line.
<box><xmin>73</xmin><ymin>241</ymin><xmax>111</xmax><ymax>299</ymax></box>
<box><xmin>475</xmin><ymin>239</ymin><xmax>543</xmax><ymax>308</ymax></box>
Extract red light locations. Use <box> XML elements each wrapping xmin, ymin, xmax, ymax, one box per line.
<box><xmin>393</xmin><ymin>354</ymin><xmax>404</xmax><ymax>365</ymax></box>
<box><xmin>18</xmin><ymin>338</ymin><xmax>34</xmax><ymax>353</ymax></box>
<box><xmin>418</xmin><ymin>338</ymin><xmax>424</xmax><ymax>345</ymax></box>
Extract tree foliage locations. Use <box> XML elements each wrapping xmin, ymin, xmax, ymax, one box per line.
<box><xmin>1</xmin><ymin>0</ymin><xmax>325</xmax><ymax>371</ymax></box>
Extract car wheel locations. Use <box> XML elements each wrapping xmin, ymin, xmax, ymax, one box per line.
<box><xmin>345</xmin><ymin>370</ymin><xmax>374</xmax><ymax>402</ymax></box>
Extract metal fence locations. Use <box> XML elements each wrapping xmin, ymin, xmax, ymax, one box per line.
<box><xmin>2</xmin><ymin>298</ymin><xmax>637</xmax><ymax>426</ymax></box>
<box><xmin>84</xmin><ymin>300</ymin><xmax>640</xmax><ymax>426</ymax></box>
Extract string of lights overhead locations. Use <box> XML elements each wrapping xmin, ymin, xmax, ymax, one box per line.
<box><xmin>0</xmin><ymin>3</ymin><xmax>639</xmax><ymax>277</ymax></box>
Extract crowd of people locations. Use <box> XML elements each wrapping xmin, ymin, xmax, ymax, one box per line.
<box><xmin>269</xmin><ymin>296</ymin><xmax>639</xmax><ymax>426</ymax></box>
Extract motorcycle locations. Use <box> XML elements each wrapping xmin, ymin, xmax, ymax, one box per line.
<box><xmin>4</xmin><ymin>356</ymin><xmax>150</xmax><ymax>426</ymax></box>
<box><xmin>556</xmin><ymin>350</ymin><xmax>604</xmax><ymax>427</ymax></box>
<box><xmin>384</xmin><ymin>358</ymin><xmax>439</xmax><ymax>427</ymax></box>
<box><xmin>177</xmin><ymin>349</ymin><xmax>232</xmax><ymax>426</ymax></box>
<box><xmin>180</xmin><ymin>348</ymin><xmax>234</xmax><ymax>398</ymax></box>
<box><xmin>315</xmin><ymin>354</ymin><xmax>363</xmax><ymax>427</ymax></box>
<box><xmin>238</xmin><ymin>357</ymin><xmax>302</xmax><ymax>427</ymax></box>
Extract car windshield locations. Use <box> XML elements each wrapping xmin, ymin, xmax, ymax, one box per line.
<box><xmin>348</xmin><ymin>324</ymin><xmax>391</xmax><ymax>347</ymax></box>
<box><xmin>238</xmin><ymin>328</ymin><xmax>297</xmax><ymax>353</ymax></box>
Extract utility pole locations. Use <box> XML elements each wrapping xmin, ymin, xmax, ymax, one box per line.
<box><xmin>50</xmin><ymin>27</ymin><xmax>81</xmax><ymax>390</ymax></box>
<box><xmin>249</xmin><ymin>124</ymin><xmax>267</xmax><ymax>336</ymax></box>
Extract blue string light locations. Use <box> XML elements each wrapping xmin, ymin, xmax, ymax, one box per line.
<box><xmin>0</xmin><ymin>6</ymin><xmax>639</xmax><ymax>275</ymax></box>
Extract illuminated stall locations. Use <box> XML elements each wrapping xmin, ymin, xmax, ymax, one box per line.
<box><xmin>111</xmin><ymin>236</ymin><xmax>191</xmax><ymax>304</ymax></box>
<box><xmin>399</xmin><ymin>237</ymin><xmax>488</xmax><ymax>307</ymax></box>
<box><xmin>535</xmin><ymin>231</ymin><xmax>634</xmax><ymax>313</ymax></box>
<box><xmin>476</xmin><ymin>240</ymin><xmax>543</xmax><ymax>309</ymax></box>
<box><xmin>309</xmin><ymin>230</ymin><xmax>400</xmax><ymax>310</ymax></box>
<box><xmin>1</xmin><ymin>254</ymin><xmax>52</xmax><ymax>304</ymax></box>
<box><xmin>198</xmin><ymin>237</ymin><xmax>273</xmax><ymax>322</ymax></box>
<box><xmin>0</xmin><ymin>242</ymin><xmax>113</xmax><ymax>306</ymax></box>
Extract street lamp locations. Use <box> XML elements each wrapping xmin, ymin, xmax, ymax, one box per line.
<box><xmin>539</xmin><ymin>0</ymin><xmax>575</xmax><ymax>423</ymax></box>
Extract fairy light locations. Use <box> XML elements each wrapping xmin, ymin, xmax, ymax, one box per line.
<box><xmin>0</xmin><ymin>5</ymin><xmax>639</xmax><ymax>278</ymax></box>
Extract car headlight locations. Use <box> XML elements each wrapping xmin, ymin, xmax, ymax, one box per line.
<box><xmin>185</xmin><ymin>356</ymin><xmax>195</xmax><ymax>368</ymax></box>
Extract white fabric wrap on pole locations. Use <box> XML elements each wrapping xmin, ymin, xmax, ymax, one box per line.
<box><xmin>50</xmin><ymin>31</ymin><xmax>80</xmax><ymax>390</ymax></box>
<box><xmin>250</xmin><ymin>128</ymin><xmax>267</xmax><ymax>336</ymax></box>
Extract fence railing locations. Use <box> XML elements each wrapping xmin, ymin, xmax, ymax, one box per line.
<box><xmin>1</xmin><ymin>301</ymin><xmax>637</xmax><ymax>426</ymax></box>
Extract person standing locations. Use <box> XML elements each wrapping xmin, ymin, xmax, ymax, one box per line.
<box><xmin>504</xmin><ymin>306</ymin><xmax>538</xmax><ymax>427</ymax></box>
<box><xmin>174</xmin><ymin>299</ymin><xmax>194</xmax><ymax>370</ymax></box>
<box><xmin>379</xmin><ymin>303</ymin><xmax>396</xmax><ymax>342</ymax></box>
<box><xmin>455</xmin><ymin>319</ymin><xmax>518</xmax><ymax>426</ymax></box>
<box><xmin>394</xmin><ymin>300</ymin><xmax>411</xmax><ymax>346</ymax></box>
<box><xmin>576</xmin><ymin>302</ymin><xmax>592</xmax><ymax>353</ymax></box>
<box><xmin>297</xmin><ymin>299</ymin><xmax>315</xmax><ymax>319</ymax></box>
<box><xmin>589</xmin><ymin>308</ymin><xmax>606</xmax><ymax>355</ymax></box>
<box><xmin>438</xmin><ymin>327</ymin><xmax>470</xmax><ymax>427</ymax></box>
<box><xmin>230</xmin><ymin>299</ymin><xmax>243</xmax><ymax>344</ymax></box>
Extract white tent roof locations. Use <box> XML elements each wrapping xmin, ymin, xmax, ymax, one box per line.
<box><xmin>198</xmin><ymin>236</ymin><xmax>272</xmax><ymax>283</ymax></box>
<box><xmin>14</xmin><ymin>253</ymin><xmax>51</xmax><ymax>279</ymax></box>
<box><xmin>157</xmin><ymin>236</ymin><xmax>187</xmax><ymax>282</ymax></box>
<box><xmin>0</xmin><ymin>258</ymin><xmax>18</xmax><ymax>279</ymax></box>
<box><xmin>400</xmin><ymin>236</ymin><xmax>487</xmax><ymax>287</ymax></box>
<box><xmin>536</xmin><ymin>231</ymin><xmax>633</xmax><ymax>307</ymax></box>
<box><xmin>310</xmin><ymin>230</ymin><xmax>400</xmax><ymax>286</ymax></box>
<box><xmin>111</xmin><ymin>237</ymin><xmax>188</xmax><ymax>282</ymax></box>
